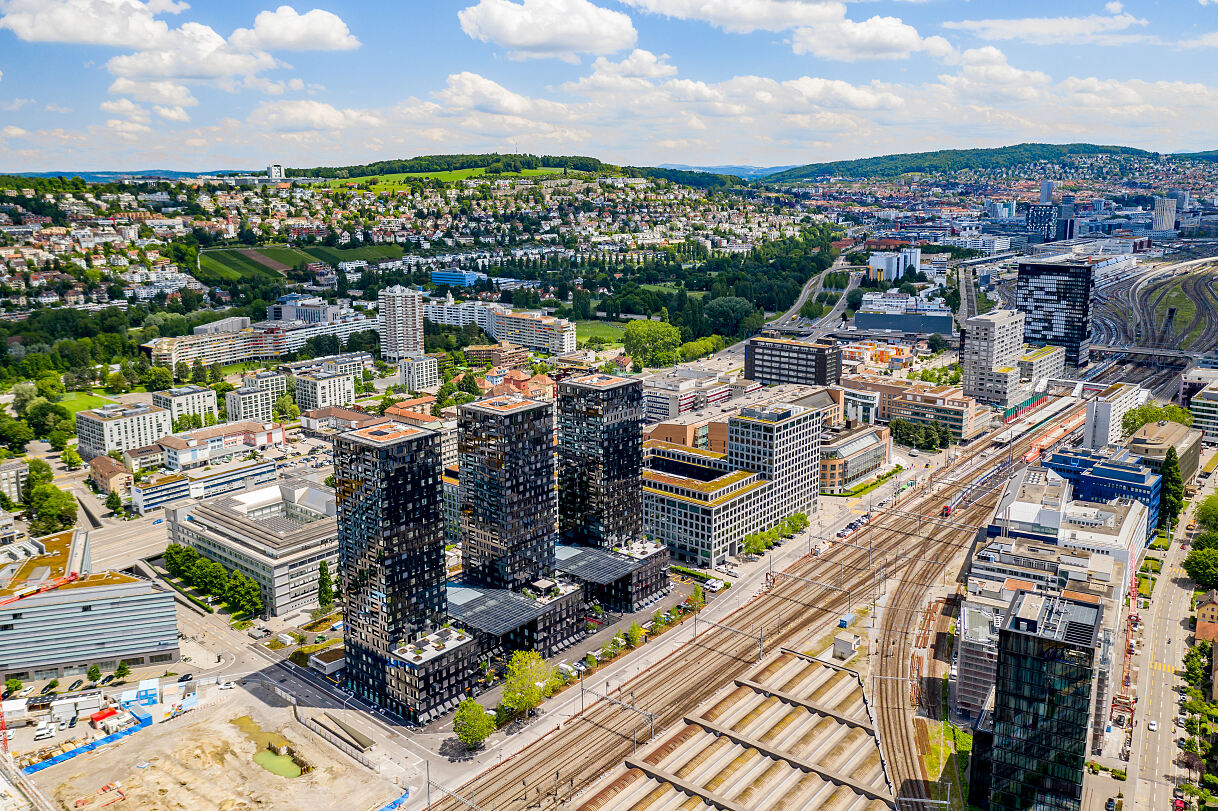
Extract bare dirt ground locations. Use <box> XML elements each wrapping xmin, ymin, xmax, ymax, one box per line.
<box><xmin>36</xmin><ymin>685</ymin><xmax>402</xmax><ymax>811</ymax></box>
<box><xmin>237</xmin><ymin>248</ymin><xmax>291</xmax><ymax>273</ymax></box>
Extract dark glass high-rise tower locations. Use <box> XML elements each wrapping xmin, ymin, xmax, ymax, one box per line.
<box><xmin>334</xmin><ymin>421</ymin><xmax>449</xmax><ymax>716</ymax></box>
<box><xmin>989</xmin><ymin>591</ymin><xmax>1100</xmax><ymax>811</ymax></box>
<box><xmin>557</xmin><ymin>374</ymin><xmax>644</xmax><ymax>549</ymax></box>
<box><xmin>459</xmin><ymin>395</ymin><xmax>556</xmax><ymax>590</ymax></box>
<box><xmin>1016</xmin><ymin>259</ymin><xmax>1095</xmax><ymax>368</ymax></box>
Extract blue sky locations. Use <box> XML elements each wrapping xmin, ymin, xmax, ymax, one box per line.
<box><xmin>0</xmin><ymin>0</ymin><xmax>1216</xmax><ymax>171</ymax></box>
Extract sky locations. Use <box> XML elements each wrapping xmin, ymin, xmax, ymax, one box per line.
<box><xmin>0</xmin><ymin>0</ymin><xmax>1216</xmax><ymax>172</ymax></box>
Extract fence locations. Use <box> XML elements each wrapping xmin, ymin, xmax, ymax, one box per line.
<box><xmin>22</xmin><ymin>714</ymin><xmax>152</xmax><ymax>774</ymax></box>
<box><xmin>299</xmin><ymin>715</ymin><xmax>380</xmax><ymax>772</ymax></box>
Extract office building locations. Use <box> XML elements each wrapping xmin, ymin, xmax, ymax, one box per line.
<box><xmin>431</xmin><ymin>268</ymin><xmax>483</xmax><ymax>287</ymax></box>
<box><xmin>267</xmin><ymin>294</ymin><xmax>345</xmax><ymax>324</ymax></box>
<box><xmin>132</xmin><ymin>458</ymin><xmax>279</xmax><ymax>515</ymax></box>
<box><xmin>841</xmin><ymin>376</ymin><xmax>986</xmax><ymax>442</ymax></box>
<box><xmin>242</xmin><ymin>369</ymin><xmax>288</xmax><ymax>399</ymax></box>
<box><xmin>76</xmin><ymin>403</ymin><xmax>173</xmax><ymax>461</ymax></box>
<box><xmin>267</xmin><ymin>164</ymin><xmax>285</xmax><ymax>180</ymax></box>
<box><xmin>1153</xmin><ymin>196</ymin><xmax>1178</xmax><ymax>232</ymax></box>
<box><xmin>1017</xmin><ymin>344</ymin><xmax>1066</xmax><ymax>385</ymax></box>
<box><xmin>0</xmin><ymin>530</ymin><xmax>178</xmax><ymax>683</ymax></box>
<box><xmin>459</xmin><ymin>396</ymin><xmax>557</xmax><ymax>590</ymax></box>
<box><xmin>279</xmin><ymin>352</ymin><xmax>372</xmax><ymax>381</ymax></box>
<box><xmin>557</xmin><ymin>374</ymin><xmax>645</xmax><ymax>550</ymax></box>
<box><xmin>956</xmin><ymin>598</ymin><xmax>1003</xmax><ymax>718</ymax></box>
<box><xmin>399</xmin><ymin>355</ymin><xmax>440</xmax><ymax>392</ymax></box>
<box><xmin>744</xmin><ymin>336</ymin><xmax>842</xmax><ymax>386</ymax></box>
<box><xmin>334</xmin><ymin>422</ymin><xmax>477</xmax><ymax>723</ymax></box>
<box><xmin>819</xmin><ymin>424</ymin><xmax>891</xmax><ymax>495</ymax></box>
<box><xmin>853</xmin><ymin>290</ymin><xmax>954</xmax><ymax>334</ymax></box>
<box><xmin>1126</xmin><ymin>420</ymin><xmax>1203</xmax><ymax>485</ymax></box>
<box><xmin>729</xmin><ymin>403</ymin><xmax>821</xmax><ymax>520</ymax></box>
<box><xmin>1015</xmin><ymin>258</ymin><xmax>1096</xmax><ymax>367</ymax></box>
<box><xmin>1082</xmin><ymin>382</ymin><xmax>1144</xmax><ymax>449</ymax></box>
<box><xmin>645</xmin><ymin>383</ymin><xmax>827</xmax><ymax>454</ymax></box>
<box><xmin>988</xmin><ymin>591</ymin><xmax>1100</xmax><ymax>811</ymax></box>
<box><xmin>157</xmin><ymin>421</ymin><xmax>285</xmax><ymax>472</ymax></box>
<box><xmin>0</xmin><ymin>459</ymin><xmax>28</xmax><ymax>504</ymax></box>
<box><xmin>961</xmin><ymin>310</ymin><xmax>1026</xmax><ymax>409</ymax></box>
<box><xmin>151</xmin><ymin>385</ymin><xmax>218</xmax><ymax>425</ymax></box>
<box><xmin>1191</xmin><ymin>379</ymin><xmax>1218</xmax><ymax>443</ymax></box>
<box><xmin>1043</xmin><ymin>448</ymin><xmax>1161</xmax><ymax>541</ymax></box>
<box><xmin>378</xmin><ymin>285</ymin><xmax>425</xmax><ymax>363</ymax></box>
<box><xmin>296</xmin><ymin>371</ymin><xmax>356</xmax><ymax>412</ymax></box>
<box><xmin>167</xmin><ymin>478</ymin><xmax>338</xmax><ymax>617</ymax></box>
<box><xmin>226</xmin><ymin>386</ymin><xmax>275</xmax><ymax>424</ymax></box>
<box><xmin>1039</xmin><ymin>179</ymin><xmax>1055</xmax><ymax>204</ymax></box>
<box><xmin>866</xmin><ymin>247</ymin><xmax>921</xmax><ymax>282</ymax></box>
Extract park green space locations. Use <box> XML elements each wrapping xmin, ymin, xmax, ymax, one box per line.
<box><xmin>58</xmin><ymin>390</ymin><xmax>116</xmax><ymax>415</ymax></box>
<box><xmin>324</xmin><ymin>167</ymin><xmax>564</xmax><ymax>191</ymax></box>
<box><xmin>638</xmin><ymin>283</ymin><xmax>705</xmax><ymax>298</ymax></box>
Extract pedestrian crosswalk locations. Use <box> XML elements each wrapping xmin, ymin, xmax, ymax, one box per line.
<box><xmin>1148</xmin><ymin>661</ymin><xmax>1177</xmax><ymax>673</ymax></box>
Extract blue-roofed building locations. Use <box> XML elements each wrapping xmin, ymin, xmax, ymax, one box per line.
<box><xmin>431</xmin><ymin>269</ymin><xmax>483</xmax><ymax>287</ymax></box>
<box><xmin>1042</xmin><ymin>447</ymin><xmax>1160</xmax><ymax>541</ymax></box>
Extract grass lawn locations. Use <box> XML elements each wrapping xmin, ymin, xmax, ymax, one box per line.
<box><xmin>197</xmin><ymin>249</ymin><xmax>285</xmax><ymax>284</ymax></box>
<box><xmin>324</xmin><ymin>166</ymin><xmax>564</xmax><ymax>191</ymax></box>
<box><xmin>219</xmin><ymin>360</ymin><xmax>279</xmax><ymax>377</ymax></box>
<box><xmin>300</xmin><ymin>244</ymin><xmax>405</xmax><ymax>266</ymax></box>
<box><xmin>638</xmin><ymin>283</ymin><xmax>705</xmax><ymax>298</ymax></box>
<box><xmin>58</xmin><ymin>390</ymin><xmax>116</xmax><ymax>415</ymax></box>
<box><xmin>1156</xmin><ymin>284</ymin><xmax>1198</xmax><ymax>340</ymax></box>
<box><xmin>576</xmin><ymin>320</ymin><xmax>626</xmax><ymax>343</ymax></box>
<box><xmin>253</xmin><ymin>246</ymin><xmax>312</xmax><ymax>267</ymax></box>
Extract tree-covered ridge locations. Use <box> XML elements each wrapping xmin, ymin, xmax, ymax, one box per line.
<box><xmin>764</xmin><ymin>143</ymin><xmax>1154</xmax><ymax>182</ymax></box>
<box><xmin>623</xmin><ymin>166</ymin><xmax>744</xmax><ymax>189</ymax></box>
<box><xmin>286</xmin><ymin>153</ymin><xmax>611</xmax><ymax>178</ymax></box>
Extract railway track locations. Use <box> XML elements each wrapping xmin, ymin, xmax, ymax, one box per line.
<box><xmin>430</xmin><ymin>408</ymin><xmax>1078</xmax><ymax>811</ymax></box>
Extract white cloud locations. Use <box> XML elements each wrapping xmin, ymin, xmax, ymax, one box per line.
<box><xmin>44</xmin><ymin>103</ymin><xmax>72</xmax><ymax>113</ymax></box>
<box><xmin>792</xmin><ymin>14</ymin><xmax>956</xmax><ymax>62</ymax></box>
<box><xmin>1</xmin><ymin>98</ymin><xmax>34</xmax><ymax>111</ymax></box>
<box><xmin>99</xmin><ymin>97</ymin><xmax>150</xmax><ymax>122</ymax></box>
<box><xmin>108</xmin><ymin>78</ymin><xmax>198</xmax><ymax>106</ymax></box>
<box><xmin>230</xmin><ymin>6</ymin><xmax>360</xmax><ymax>51</ymax></box>
<box><xmin>0</xmin><ymin>0</ymin><xmax>186</xmax><ymax>48</ymax></box>
<box><xmin>936</xmin><ymin>46</ymin><xmax>1051</xmax><ymax>101</ymax></box>
<box><xmin>618</xmin><ymin>0</ymin><xmax>841</xmax><ymax>33</ymax></box>
<box><xmin>458</xmin><ymin>0</ymin><xmax>636</xmax><ymax>61</ymax></box>
<box><xmin>247</xmin><ymin>100</ymin><xmax>381</xmax><ymax>132</ymax></box>
<box><xmin>107</xmin><ymin>22</ymin><xmax>279</xmax><ymax>86</ymax></box>
<box><xmin>154</xmin><ymin>104</ymin><xmax>189</xmax><ymax>121</ymax></box>
<box><xmin>0</xmin><ymin>125</ymin><xmax>28</xmax><ymax>138</ymax></box>
<box><xmin>943</xmin><ymin>12</ymin><xmax>1151</xmax><ymax>46</ymax></box>
<box><xmin>1179</xmin><ymin>31</ymin><xmax>1218</xmax><ymax>48</ymax></box>
<box><xmin>1105</xmin><ymin>1</ymin><xmax>1123</xmax><ymax>12</ymax></box>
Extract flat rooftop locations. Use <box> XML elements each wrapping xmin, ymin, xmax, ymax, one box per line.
<box><xmin>0</xmin><ymin>530</ymin><xmax>139</xmax><ymax>599</ymax></box>
<box><xmin>343</xmin><ymin>421</ymin><xmax>430</xmax><ymax>445</ymax></box>
<box><xmin>555</xmin><ymin>545</ymin><xmax>642</xmax><ymax>585</ymax></box>
<box><xmin>564</xmin><ymin>373</ymin><xmax>634</xmax><ymax>390</ymax></box>
<box><xmin>461</xmin><ymin>394</ymin><xmax>549</xmax><ymax>415</ymax></box>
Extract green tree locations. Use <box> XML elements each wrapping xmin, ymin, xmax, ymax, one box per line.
<box><xmin>623</xmin><ymin>320</ymin><xmax>682</xmax><ymax>368</ymax></box>
<box><xmin>46</xmin><ymin>430</ymin><xmax>70</xmax><ymax>452</ymax></box>
<box><xmin>0</xmin><ymin>419</ymin><xmax>34</xmax><ymax>453</ymax></box>
<box><xmin>87</xmin><ymin>664</ymin><xmax>101</xmax><ymax>684</ymax></box>
<box><xmin>927</xmin><ymin>333</ymin><xmax>948</xmax><ymax>353</ymax></box>
<box><xmin>225</xmin><ymin>571</ymin><xmax>263</xmax><ymax>616</ymax></box>
<box><xmin>1122</xmin><ymin>403</ymin><xmax>1193</xmax><ymax>437</ymax></box>
<box><xmin>1194</xmin><ymin>531</ymin><xmax>1218</xmax><ymax>551</ymax></box>
<box><xmin>115</xmin><ymin>661</ymin><xmax>130</xmax><ymax>680</ymax></box>
<box><xmin>105</xmin><ymin>490</ymin><xmax>123</xmax><ymax>514</ymax></box>
<box><xmin>28</xmin><ymin>483</ymin><xmax>77</xmax><ymax>534</ymax></box>
<box><xmin>60</xmin><ymin>446</ymin><xmax>82</xmax><ymax>470</ymax></box>
<box><xmin>105</xmin><ymin>371</ymin><xmax>128</xmax><ymax>393</ymax></box>
<box><xmin>1198</xmin><ymin>494</ymin><xmax>1218</xmax><ymax>532</ymax></box>
<box><xmin>148</xmin><ymin>366</ymin><xmax>174</xmax><ymax>391</ymax></box>
<box><xmin>11</xmin><ymin>382</ymin><xmax>38</xmax><ymax>417</ymax></box>
<box><xmin>317</xmin><ymin>560</ymin><xmax>334</xmax><ymax>609</ymax></box>
<box><xmin>22</xmin><ymin>458</ymin><xmax>53</xmax><ymax>501</ymax></box>
<box><xmin>458</xmin><ymin>373</ymin><xmax>482</xmax><ymax>396</ymax></box>
<box><xmin>1160</xmin><ymin>445</ymin><xmax>1184</xmax><ymax>529</ymax></box>
<box><xmin>453</xmin><ymin>699</ymin><xmax>495</xmax><ymax>750</ymax></box>
<box><xmin>626</xmin><ymin>620</ymin><xmax>645</xmax><ymax>648</ymax></box>
<box><xmin>3</xmin><ymin>677</ymin><xmax>20</xmax><ymax>695</ymax></box>
<box><xmin>1184</xmin><ymin>548</ymin><xmax>1218</xmax><ymax>590</ymax></box>
<box><xmin>704</xmin><ymin>296</ymin><xmax>759</xmax><ymax>339</ymax></box>
<box><xmin>690</xmin><ymin>583</ymin><xmax>705</xmax><ymax>611</ymax></box>
<box><xmin>500</xmin><ymin>650</ymin><xmax>551</xmax><ymax>718</ymax></box>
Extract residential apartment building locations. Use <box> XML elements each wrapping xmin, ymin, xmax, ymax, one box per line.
<box><xmin>75</xmin><ymin>403</ymin><xmax>173</xmax><ymax>461</ymax></box>
<box><xmin>961</xmin><ymin>310</ymin><xmax>1025</xmax><ymax>409</ymax></box>
<box><xmin>0</xmin><ymin>459</ymin><xmax>27</xmax><ymax>503</ymax></box>
<box><xmin>0</xmin><ymin>530</ymin><xmax>178</xmax><ymax>683</ymax></box>
<box><xmin>279</xmin><ymin>352</ymin><xmax>372</xmax><ymax>380</ymax></box>
<box><xmin>744</xmin><ymin>336</ymin><xmax>842</xmax><ymax>387</ymax></box>
<box><xmin>459</xmin><ymin>396</ymin><xmax>556</xmax><ymax>590</ymax></box>
<box><xmin>423</xmin><ymin>293</ymin><xmax>576</xmax><ymax>354</ymax></box>
<box><xmin>167</xmin><ymin>478</ymin><xmax>339</xmax><ymax>617</ymax></box>
<box><xmin>557</xmin><ymin>375</ymin><xmax>645</xmax><ymax>549</ymax></box>
<box><xmin>399</xmin><ymin>355</ymin><xmax>440</xmax><ymax>392</ymax></box>
<box><xmin>1082</xmin><ymin>382</ymin><xmax>1144</xmax><ymax>449</ymax></box>
<box><xmin>466</xmin><ymin>342</ymin><xmax>529</xmax><ymax>367</ymax></box>
<box><xmin>1153</xmin><ymin>195</ymin><xmax>1178</xmax><ymax>232</ymax></box>
<box><xmin>333</xmin><ymin>422</ymin><xmax>477</xmax><ymax>724</ymax></box>
<box><xmin>142</xmin><ymin>311</ymin><xmax>373</xmax><ymax>368</ymax></box>
<box><xmin>819</xmin><ymin>424</ymin><xmax>891</xmax><ymax>495</ymax></box>
<box><xmin>226</xmin><ymin>386</ymin><xmax>275</xmax><ymax>424</ymax></box>
<box><xmin>151</xmin><ymin>384</ymin><xmax>218</xmax><ymax>425</ymax></box>
<box><xmin>242</xmin><ymin>369</ymin><xmax>288</xmax><ymax>399</ymax></box>
<box><xmin>842</xmin><ymin>376</ymin><xmax>985</xmax><ymax>442</ymax></box>
<box><xmin>1015</xmin><ymin>258</ymin><xmax>1096</xmax><ymax>367</ymax></box>
<box><xmin>378</xmin><ymin>285</ymin><xmax>425</xmax><ymax>362</ymax></box>
<box><xmin>1017</xmin><ymin>344</ymin><xmax>1066</xmax><ymax>384</ymax></box>
<box><xmin>295</xmin><ymin>371</ymin><xmax>355</xmax><ymax>412</ymax></box>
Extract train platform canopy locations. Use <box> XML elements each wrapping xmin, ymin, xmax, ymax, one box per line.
<box><xmin>572</xmin><ymin>649</ymin><xmax>896</xmax><ymax>811</ymax></box>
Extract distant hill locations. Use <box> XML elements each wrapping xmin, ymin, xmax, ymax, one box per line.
<box><xmin>1175</xmin><ymin>150</ymin><xmax>1218</xmax><ymax>163</ymax></box>
<box><xmin>763</xmin><ymin>143</ymin><xmax>1154</xmax><ymax>182</ymax></box>
<box><xmin>287</xmin><ymin>153</ymin><xmax>609</xmax><ymax>178</ymax></box>
<box><xmin>10</xmin><ymin>169</ymin><xmax>252</xmax><ymax>182</ymax></box>
<box><xmin>658</xmin><ymin>163</ymin><xmax>796</xmax><ymax>180</ymax></box>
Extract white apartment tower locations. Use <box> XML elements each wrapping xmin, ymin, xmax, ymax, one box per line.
<box><xmin>378</xmin><ymin>285</ymin><xmax>425</xmax><ymax>362</ymax></box>
<box><xmin>296</xmin><ymin>371</ymin><xmax>356</xmax><ymax>412</ymax></box>
<box><xmin>226</xmin><ymin>386</ymin><xmax>275</xmax><ymax>424</ymax></box>
<box><xmin>151</xmin><ymin>384</ymin><xmax>218</xmax><ymax>425</ymax></box>
<box><xmin>962</xmin><ymin>310</ymin><xmax>1026</xmax><ymax>407</ymax></box>
<box><xmin>1083</xmin><ymin>382</ymin><xmax>1145</xmax><ymax>449</ymax></box>
<box><xmin>75</xmin><ymin>403</ymin><xmax>173</xmax><ymax>461</ymax></box>
<box><xmin>267</xmin><ymin>164</ymin><xmax>285</xmax><ymax>180</ymax></box>
<box><xmin>1153</xmin><ymin>196</ymin><xmax>1178</xmax><ymax>232</ymax></box>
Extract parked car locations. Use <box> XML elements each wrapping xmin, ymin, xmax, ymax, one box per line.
<box><xmin>177</xmin><ymin>673</ymin><xmax>193</xmax><ymax>683</ymax></box>
<box><xmin>1104</xmin><ymin>799</ymin><xmax>1115</xmax><ymax>811</ymax></box>
<box><xmin>68</xmin><ymin>680</ymin><xmax>83</xmax><ymax>692</ymax></box>
<box><xmin>68</xmin><ymin>716</ymin><xmax>77</xmax><ymax>728</ymax></box>
<box><xmin>39</xmin><ymin>684</ymin><xmax>56</xmax><ymax>695</ymax></box>
<box><xmin>218</xmin><ymin>681</ymin><xmax>234</xmax><ymax>690</ymax></box>
<box><xmin>100</xmin><ymin>675</ymin><xmax>115</xmax><ymax>685</ymax></box>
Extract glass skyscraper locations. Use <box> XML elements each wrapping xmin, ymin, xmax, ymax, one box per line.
<box><xmin>989</xmin><ymin>591</ymin><xmax>1101</xmax><ymax>811</ymax></box>
<box><xmin>557</xmin><ymin>374</ymin><xmax>644</xmax><ymax>549</ymax></box>
<box><xmin>1015</xmin><ymin>259</ymin><xmax>1095</xmax><ymax>368</ymax></box>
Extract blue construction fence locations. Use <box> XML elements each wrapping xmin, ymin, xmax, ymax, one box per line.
<box><xmin>23</xmin><ymin>714</ymin><xmax>152</xmax><ymax>775</ymax></box>
<box><xmin>377</xmin><ymin>790</ymin><xmax>410</xmax><ymax>811</ymax></box>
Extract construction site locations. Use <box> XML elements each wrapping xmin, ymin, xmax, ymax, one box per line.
<box><xmin>32</xmin><ymin>683</ymin><xmax>403</xmax><ymax>811</ymax></box>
